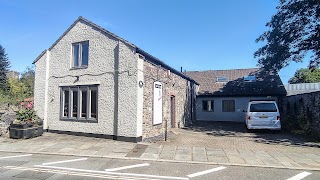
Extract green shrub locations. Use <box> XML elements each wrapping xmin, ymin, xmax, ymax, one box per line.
<box><xmin>13</xmin><ymin>101</ymin><xmax>41</xmax><ymax>126</ymax></box>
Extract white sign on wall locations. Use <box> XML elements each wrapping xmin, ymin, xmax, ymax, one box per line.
<box><xmin>153</xmin><ymin>81</ymin><xmax>163</xmax><ymax>125</ymax></box>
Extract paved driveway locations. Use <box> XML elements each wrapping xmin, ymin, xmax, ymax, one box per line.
<box><xmin>157</xmin><ymin>121</ymin><xmax>320</xmax><ymax>153</ymax></box>
<box><xmin>0</xmin><ymin>125</ymin><xmax>320</xmax><ymax>170</ymax></box>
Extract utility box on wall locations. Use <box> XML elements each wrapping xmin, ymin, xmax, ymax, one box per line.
<box><xmin>153</xmin><ymin>82</ymin><xmax>162</xmax><ymax>125</ymax></box>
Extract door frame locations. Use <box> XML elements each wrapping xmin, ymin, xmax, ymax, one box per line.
<box><xmin>170</xmin><ymin>95</ymin><xmax>176</xmax><ymax>128</ymax></box>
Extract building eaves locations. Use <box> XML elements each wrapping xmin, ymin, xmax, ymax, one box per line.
<box><xmin>50</xmin><ymin>16</ymin><xmax>136</xmax><ymax>52</ymax></box>
<box><xmin>136</xmin><ymin>48</ymin><xmax>199</xmax><ymax>85</ymax></box>
<box><xmin>32</xmin><ymin>50</ymin><xmax>47</xmax><ymax>64</ymax></box>
<box><xmin>32</xmin><ymin>16</ymin><xmax>198</xmax><ymax>84</ymax></box>
<box><xmin>186</xmin><ymin>68</ymin><xmax>286</xmax><ymax>96</ymax></box>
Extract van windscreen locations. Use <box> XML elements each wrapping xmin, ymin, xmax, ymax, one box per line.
<box><xmin>250</xmin><ymin>103</ymin><xmax>277</xmax><ymax>112</ymax></box>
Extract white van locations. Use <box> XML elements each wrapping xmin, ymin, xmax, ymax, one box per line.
<box><xmin>245</xmin><ymin>101</ymin><xmax>281</xmax><ymax>130</ymax></box>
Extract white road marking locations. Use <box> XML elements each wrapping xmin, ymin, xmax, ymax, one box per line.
<box><xmin>287</xmin><ymin>172</ymin><xmax>312</xmax><ymax>180</ymax></box>
<box><xmin>0</xmin><ymin>154</ymin><xmax>32</xmax><ymax>160</ymax></box>
<box><xmin>105</xmin><ymin>163</ymin><xmax>150</xmax><ymax>172</ymax></box>
<box><xmin>34</xmin><ymin>165</ymin><xmax>119</xmax><ymax>174</ymax></box>
<box><xmin>187</xmin><ymin>166</ymin><xmax>226</xmax><ymax>178</ymax></box>
<box><xmin>106</xmin><ymin>171</ymin><xmax>188</xmax><ymax>180</ymax></box>
<box><xmin>34</xmin><ymin>165</ymin><xmax>189</xmax><ymax>180</ymax></box>
<box><xmin>42</xmin><ymin>158</ymin><xmax>87</xmax><ymax>165</ymax></box>
<box><xmin>4</xmin><ymin>166</ymin><xmax>155</xmax><ymax>180</ymax></box>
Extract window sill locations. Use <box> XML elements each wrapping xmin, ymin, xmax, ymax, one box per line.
<box><xmin>153</xmin><ymin>123</ymin><xmax>162</xmax><ymax>126</ymax></box>
<box><xmin>60</xmin><ymin>118</ymin><xmax>98</xmax><ymax>123</ymax></box>
<box><xmin>70</xmin><ymin>66</ymin><xmax>88</xmax><ymax>70</ymax></box>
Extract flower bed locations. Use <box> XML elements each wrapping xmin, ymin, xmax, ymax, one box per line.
<box><xmin>9</xmin><ymin>124</ymin><xmax>43</xmax><ymax>139</ymax></box>
<box><xmin>9</xmin><ymin>101</ymin><xmax>43</xmax><ymax>139</ymax></box>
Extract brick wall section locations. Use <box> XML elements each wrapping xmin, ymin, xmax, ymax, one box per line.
<box><xmin>280</xmin><ymin>91</ymin><xmax>320</xmax><ymax>139</ymax></box>
<box><xmin>142</xmin><ymin>60</ymin><xmax>192</xmax><ymax>139</ymax></box>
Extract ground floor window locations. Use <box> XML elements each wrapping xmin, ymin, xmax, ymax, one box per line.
<box><xmin>202</xmin><ymin>100</ymin><xmax>214</xmax><ymax>111</ymax></box>
<box><xmin>222</xmin><ymin>100</ymin><xmax>235</xmax><ymax>112</ymax></box>
<box><xmin>60</xmin><ymin>85</ymin><xmax>98</xmax><ymax>122</ymax></box>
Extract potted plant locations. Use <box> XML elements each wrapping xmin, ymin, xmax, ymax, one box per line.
<box><xmin>9</xmin><ymin>101</ymin><xmax>43</xmax><ymax>139</ymax></box>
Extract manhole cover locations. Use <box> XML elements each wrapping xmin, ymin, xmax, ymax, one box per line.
<box><xmin>126</xmin><ymin>144</ymin><xmax>148</xmax><ymax>157</ymax></box>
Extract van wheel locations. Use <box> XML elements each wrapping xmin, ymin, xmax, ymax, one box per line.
<box><xmin>245</xmin><ymin>126</ymin><xmax>252</xmax><ymax>133</ymax></box>
<box><xmin>274</xmin><ymin>129</ymin><xmax>282</xmax><ymax>134</ymax></box>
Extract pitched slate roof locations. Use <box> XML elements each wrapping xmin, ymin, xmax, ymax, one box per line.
<box><xmin>185</xmin><ymin>68</ymin><xmax>287</xmax><ymax>96</ymax></box>
<box><xmin>33</xmin><ymin>16</ymin><xmax>198</xmax><ymax>84</ymax></box>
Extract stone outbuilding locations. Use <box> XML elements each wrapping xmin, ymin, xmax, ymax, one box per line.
<box><xmin>33</xmin><ymin>16</ymin><xmax>198</xmax><ymax>142</ymax></box>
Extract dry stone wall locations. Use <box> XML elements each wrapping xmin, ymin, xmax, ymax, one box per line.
<box><xmin>280</xmin><ymin>91</ymin><xmax>320</xmax><ymax>140</ymax></box>
<box><xmin>0</xmin><ymin>104</ymin><xmax>16</xmax><ymax>137</ymax></box>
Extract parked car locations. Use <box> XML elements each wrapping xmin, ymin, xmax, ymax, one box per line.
<box><xmin>245</xmin><ymin>101</ymin><xmax>281</xmax><ymax>131</ymax></box>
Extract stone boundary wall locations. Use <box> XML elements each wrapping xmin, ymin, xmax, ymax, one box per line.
<box><xmin>280</xmin><ymin>91</ymin><xmax>320</xmax><ymax>140</ymax></box>
<box><xmin>0</xmin><ymin>104</ymin><xmax>17</xmax><ymax>137</ymax></box>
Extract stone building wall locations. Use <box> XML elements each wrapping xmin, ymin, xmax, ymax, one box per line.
<box><xmin>34</xmin><ymin>18</ymin><xmax>141</xmax><ymax>140</ymax></box>
<box><xmin>142</xmin><ymin>59</ymin><xmax>193</xmax><ymax>140</ymax></box>
<box><xmin>280</xmin><ymin>91</ymin><xmax>320</xmax><ymax>140</ymax></box>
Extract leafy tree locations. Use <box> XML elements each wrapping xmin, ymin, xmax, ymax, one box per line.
<box><xmin>8</xmin><ymin>77</ymin><xmax>28</xmax><ymax>100</ymax></box>
<box><xmin>288</xmin><ymin>68</ymin><xmax>320</xmax><ymax>84</ymax></box>
<box><xmin>255</xmin><ymin>0</ymin><xmax>320</xmax><ymax>72</ymax></box>
<box><xmin>20</xmin><ymin>67</ymin><xmax>35</xmax><ymax>97</ymax></box>
<box><xmin>0</xmin><ymin>45</ymin><xmax>10</xmax><ymax>91</ymax></box>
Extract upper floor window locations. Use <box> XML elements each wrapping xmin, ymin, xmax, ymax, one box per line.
<box><xmin>217</xmin><ymin>76</ymin><xmax>228</xmax><ymax>82</ymax></box>
<box><xmin>72</xmin><ymin>41</ymin><xmax>89</xmax><ymax>68</ymax></box>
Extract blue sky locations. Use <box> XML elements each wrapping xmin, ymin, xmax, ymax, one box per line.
<box><xmin>0</xmin><ymin>0</ymin><xmax>310</xmax><ymax>84</ymax></box>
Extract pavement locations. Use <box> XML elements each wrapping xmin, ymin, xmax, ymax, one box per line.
<box><xmin>0</xmin><ymin>123</ymin><xmax>320</xmax><ymax>171</ymax></box>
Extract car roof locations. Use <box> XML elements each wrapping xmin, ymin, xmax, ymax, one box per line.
<box><xmin>249</xmin><ymin>101</ymin><xmax>277</xmax><ymax>104</ymax></box>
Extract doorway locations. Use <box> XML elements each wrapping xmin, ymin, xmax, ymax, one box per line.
<box><xmin>170</xmin><ymin>96</ymin><xmax>175</xmax><ymax>128</ymax></box>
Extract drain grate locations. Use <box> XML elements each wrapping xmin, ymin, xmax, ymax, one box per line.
<box><xmin>125</xmin><ymin>144</ymin><xmax>148</xmax><ymax>157</ymax></box>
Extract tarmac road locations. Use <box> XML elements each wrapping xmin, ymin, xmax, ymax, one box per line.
<box><xmin>0</xmin><ymin>152</ymin><xmax>319</xmax><ymax>180</ymax></box>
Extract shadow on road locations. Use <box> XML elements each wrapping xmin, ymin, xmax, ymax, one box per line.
<box><xmin>183</xmin><ymin>121</ymin><xmax>320</xmax><ymax>148</ymax></box>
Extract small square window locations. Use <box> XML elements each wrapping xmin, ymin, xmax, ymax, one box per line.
<box><xmin>202</xmin><ymin>100</ymin><xmax>214</xmax><ymax>112</ymax></box>
<box><xmin>244</xmin><ymin>75</ymin><xmax>256</xmax><ymax>82</ymax></box>
<box><xmin>217</xmin><ymin>76</ymin><xmax>228</xmax><ymax>82</ymax></box>
<box><xmin>72</xmin><ymin>41</ymin><xmax>89</xmax><ymax>68</ymax></box>
<box><xmin>222</xmin><ymin>100</ymin><xmax>235</xmax><ymax>112</ymax></box>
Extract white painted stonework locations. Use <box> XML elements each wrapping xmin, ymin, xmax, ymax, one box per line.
<box><xmin>34</xmin><ymin>19</ymin><xmax>141</xmax><ymax>139</ymax></box>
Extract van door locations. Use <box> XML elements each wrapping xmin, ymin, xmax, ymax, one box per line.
<box><xmin>249</xmin><ymin>102</ymin><xmax>278</xmax><ymax>126</ymax></box>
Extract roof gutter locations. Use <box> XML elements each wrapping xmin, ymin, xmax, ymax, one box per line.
<box><xmin>32</xmin><ymin>50</ymin><xmax>47</xmax><ymax>64</ymax></box>
<box><xmin>136</xmin><ymin>48</ymin><xmax>199</xmax><ymax>85</ymax></box>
